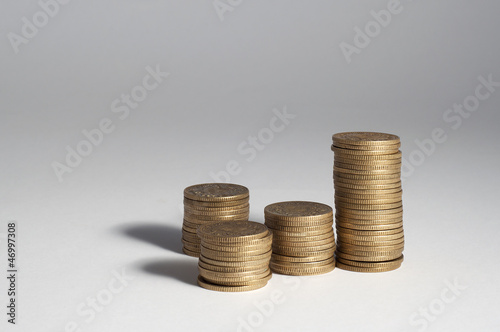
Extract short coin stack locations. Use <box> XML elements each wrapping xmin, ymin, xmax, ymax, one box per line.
<box><xmin>196</xmin><ymin>221</ymin><xmax>273</xmax><ymax>292</ymax></box>
<box><xmin>182</xmin><ymin>183</ymin><xmax>250</xmax><ymax>257</ymax></box>
<box><xmin>332</xmin><ymin>132</ymin><xmax>404</xmax><ymax>272</ymax></box>
<box><xmin>264</xmin><ymin>201</ymin><xmax>336</xmax><ymax>276</ymax></box>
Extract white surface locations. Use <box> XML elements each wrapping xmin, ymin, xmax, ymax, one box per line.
<box><xmin>1</xmin><ymin>1</ymin><xmax>500</xmax><ymax>331</ymax></box>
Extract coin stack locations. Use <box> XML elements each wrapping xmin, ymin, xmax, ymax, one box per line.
<box><xmin>332</xmin><ymin>132</ymin><xmax>404</xmax><ymax>272</ymax></box>
<box><xmin>196</xmin><ymin>221</ymin><xmax>273</xmax><ymax>292</ymax></box>
<box><xmin>182</xmin><ymin>183</ymin><xmax>250</xmax><ymax>257</ymax></box>
<box><xmin>264</xmin><ymin>201</ymin><xmax>336</xmax><ymax>276</ymax></box>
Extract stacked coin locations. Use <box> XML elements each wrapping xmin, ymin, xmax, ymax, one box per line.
<box><xmin>264</xmin><ymin>201</ymin><xmax>336</xmax><ymax>276</ymax></box>
<box><xmin>196</xmin><ymin>221</ymin><xmax>273</xmax><ymax>292</ymax></box>
<box><xmin>182</xmin><ymin>183</ymin><xmax>250</xmax><ymax>257</ymax></box>
<box><xmin>332</xmin><ymin>132</ymin><xmax>404</xmax><ymax>272</ymax></box>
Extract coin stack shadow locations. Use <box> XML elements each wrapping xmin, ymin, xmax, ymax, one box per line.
<box><xmin>332</xmin><ymin>132</ymin><xmax>404</xmax><ymax>272</ymax></box>
<box><xmin>182</xmin><ymin>183</ymin><xmax>250</xmax><ymax>257</ymax></box>
<box><xmin>197</xmin><ymin>221</ymin><xmax>273</xmax><ymax>292</ymax></box>
<box><xmin>264</xmin><ymin>201</ymin><xmax>336</xmax><ymax>276</ymax></box>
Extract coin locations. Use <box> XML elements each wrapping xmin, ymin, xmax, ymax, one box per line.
<box><xmin>272</xmin><ymin>229</ymin><xmax>334</xmax><ymax>242</ymax></box>
<box><xmin>182</xmin><ymin>247</ymin><xmax>200</xmax><ymax>257</ymax></box>
<box><xmin>270</xmin><ymin>262</ymin><xmax>335</xmax><ymax>276</ymax></box>
<box><xmin>336</xmin><ymin>226</ymin><xmax>404</xmax><ymax>236</ymax></box>
<box><xmin>264</xmin><ymin>201</ymin><xmax>333</xmax><ymax>221</ymax></box>
<box><xmin>197</xmin><ymin>221</ymin><xmax>269</xmax><ymax>244</ymax></box>
<box><xmin>270</xmin><ymin>256</ymin><xmax>335</xmax><ymax>268</ymax></box>
<box><xmin>184</xmin><ymin>197</ymin><xmax>249</xmax><ymax>208</ymax></box>
<box><xmin>200</xmin><ymin>246</ymin><xmax>271</xmax><ymax>259</ymax></box>
<box><xmin>335</xmin><ymin>221</ymin><xmax>404</xmax><ymax>231</ymax></box>
<box><xmin>264</xmin><ymin>221</ymin><xmax>333</xmax><ymax>232</ymax></box>
<box><xmin>199</xmin><ymin>255</ymin><xmax>271</xmax><ymax>268</ymax></box>
<box><xmin>335</xmin><ymin>261</ymin><xmax>401</xmax><ymax>273</ymax></box>
<box><xmin>197</xmin><ymin>274</ymin><xmax>271</xmax><ymax>292</ymax></box>
<box><xmin>198</xmin><ymin>260</ymin><xmax>269</xmax><ymax>273</ymax></box>
<box><xmin>335</xmin><ymin>251</ymin><xmax>402</xmax><ymax>262</ymax></box>
<box><xmin>184</xmin><ymin>206</ymin><xmax>250</xmax><ymax>216</ymax></box>
<box><xmin>184</xmin><ymin>183</ymin><xmax>249</xmax><ymax>202</ymax></box>
<box><xmin>332</xmin><ymin>132</ymin><xmax>400</xmax><ymax>145</ymax></box>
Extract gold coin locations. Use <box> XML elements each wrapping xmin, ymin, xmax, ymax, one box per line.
<box><xmin>198</xmin><ymin>266</ymin><xmax>270</xmax><ymax>279</ymax></box>
<box><xmin>272</xmin><ymin>241</ymin><xmax>335</xmax><ymax>253</ymax></box>
<box><xmin>334</xmin><ymin>175</ymin><xmax>401</xmax><ymax>184</ymax></box>
<box><xmin>337</xmin><ymin>241</ymin><xmax>404</xmax><ymax>252</ymax></box>
<box><xmin>274</xmin><ymin>235</ymin><xmax>335</xmax><ymax>248</ymax></box>
<box><xmin>200</xmin><ymin>243</ymin><xmax>271</xmax><ymax>260</ymax></box>
<box><xmin>336</xmin><ymin>226</ymin><xmax>404</xmax><ymax>236</ymax></box>
<box><xmin>197</xmin><ymin>220</ymin><xmax>269</xmax><ymax>244</ymax></box>
<box><xmin>198</xmin><ymin>260</ymin><xmax>269</xmax><ymax>273</ymax></box>
<box><xmin>264</xmin><ymin>217</ymin><xmax>333</xmax><ymax>228</ymax></box>
<box><xmin>335</xmin><ymin>261</ymin><xmax>402</xmax><ymax>273</ymax></box>
<box><xmin>333</xmin><ymin>150</ymin><xmax>402</xmax><ymax>160</ymax></box>
<box><xmin>200</xmin><ymin>240</ymin><xmax>270</xmax><ymax>253</ymax></box>
<box><xmin>336</xmin><ymin>206</ymin><xmax>403</xmax><ymax>215</ymax></box>
<box><xmin>184</xmin><ymin>183</ymin><xmax>249</xmax><ymax>202</ymax></box>
<box><xmin>334</xmin><ymin>171</ymin><xmax>401</xmax><ymax>181</ymax></box>
<box><xmin>182</xmin><ymin>223</ymin><xmax>199</xmax><ymax>233</ymax></box>
<box><xmin>271</xmin><ymin>228</ymin><xmax>334</xmax><ymax>238</ymax></box>
<box><xmin>272</xmin><ymin>229</ymin><xmax>334</xmax><ymax>242</ymax></box>
<box><xmin>272</xmin><ymin>246</ymin><xmax>336</xmax><ymax>258</ymax></box>
<box><xmin>334</xmin><ymin>162</ymin><xmax>401</xmax><ymax>171</ymax></box>
<box><xmin>183</xmin><ymin>212</ymin><xmax>249</xmax><ymax>222</ymax></box>
<box><xmin>270</xmin><ymin>262</ymin><xmax>335</xmax><ymax>276</ymax></box>
<box><xmin>271</xmin><ymin>251</ymin><xmax>334</xmax><ymax>263</ymax></box>
<box><xmin>200</xmin><ymin>268</ymin><xmax>271</xmax><ymax>283</ymax></box>
<box><xmin>181</xmin><ymin>233</ymin><xmax>200</xmax><ymax>243</ymax></box>
<box><xmin>332</xmin><ymin>132</ymin><xmax>400</xmax><ymax>145</ymax></box>
<box><xmin>336</xmin><ymin>211</ymin><xmax>403</xmax><ymax>220</ymax></box>
<box><xmin>332</xmin><ymin>145</ymin><xmax>399</xmax><ymax>156</ymax></box>
<box><xmin>197</xmin><ymin>274</ymin><xmax>270</xmax><ymax>292</ymax></box>
<box><xmin>336</xmin><ymin>255</ymin><xmax>403</xmax><ymax>268</ymax></box>
<box><xmin>265</xmin><ymin>221</ymin><xmax>333</xmax><ymax>232</ymax></box>
<box><xmin>184</xmin><ymin>206</ymin><xmax>249</xmax><ymax>216</ymax></box>
<box><xmin>200</xmin><ymin>255</ymin><xmax>271</xmax><ymax>267</ymax></box>
<box><xmin>334</xmin><ymin>181</ymin><xmax>402</xmax><ymax>190</ymax></box>
<box><xmin>335</xmin><ymin>191</ymin><xmax>402</xmax><ymax>200</ymax></box>
<box><xmin>336</xmin><ymin>221</ymin><xmax>404</xmax><ymax>231</ymax></box>
<box><xmin>332</xmin><ymin>141</ymin><xmax>400</xmax><ymax>151</ymax></box>
<box><xmin>336</xmin><ymin>231</ymin><xmax>404</xmax><ymax>241</ymax></box>
<box><xmin>334</xmin><ymin>156</ymin><xmax>401</xmax><ymax>165</ymax></box>
<box><xmin>334</xmin><ymin>186</ymin><xmax>402</xmax><ymax>195</ymax></box>
<box><xmin>264</xmin><ymin>201</ymin><xmax>333</xmax><ymax>222</ymax></box>
<box><xmin>270</xmin><ymin>256</ymin><xmax>335</xmax><ymax>268</ymax></box>
<box><xmin>335</xmin><ymin>201</ymin><xmax>403</xmax><ymax>210</ymax></box>
<box><xmin>337</xmin><ymin>236</ymin><xmax>404</xmax><ymax>247</ymax></box>
<box><xmin>335</xmin><ymin>196</ymin><xmax>403</xmax><ymax>205</ymax></box>
<box><xmin>334</xmin><ymin>166</ymin><xmax>401</xmax><ymax>175</ymax></box>
<box><xmin>336</xmin><ymin>247</ymin><xmax>403</xmax><ymax>257</ymax></box>
<box><xmin>335</xmin><ymin>250</ymin><xmax>401</xmax><ymax>262</ymax></box>
<box><xmin>182</xmin><ymin>247</ymin><xmax>200</xmax><ymax>257</ymax></box>
<box><xmin>335</xmin><ymin>218</ymin><xmax>403</xmax><ymax>227</ymax></box>
<box><xmin>201</xmin><ymin>232</ymin><xmax>273</xmax><ymax>248</ymax></box>
<box><xmin>183</xmin><ymin>201</ymin><xmax>249</xmax><ymax>212</ymax></box>
<box><xmin>184</xmin><ymin>197</ymin><xmax>249</xmax><ymax>208</ymax></box>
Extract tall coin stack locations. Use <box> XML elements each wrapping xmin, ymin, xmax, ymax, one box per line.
<box><xmin>264</xmin><ymin>201</ymin><xmax>336</xmax><ymax>276</ymax></box>
<box><xmin>197</xmin><ymin>221</ymin><xmax>273</xmax><ymax>292</ymax></box>
<box><xmin>182</xmin><ymin>183</ymin><xmax>250</xmax><ymax>257</ymax></box>
<box><xmin>332</xmin><ymin>132</ymin><xmax>404</xmax><ymax>272</ymax></box>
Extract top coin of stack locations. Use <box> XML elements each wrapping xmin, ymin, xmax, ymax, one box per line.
<box><xmin>197</xmin><ymin>221</ymin><xmax>273</xmax><ymax>292</ymax></box>
<box><xmin>332</xmin><ymin>132</ymin><xmax>404</xmax><ymax>272</ymax></box>
<box><xmin>264</xmin><ymin>201</ymin><xmax>336</xmax><ymax>276</ymax></box>
<box><xmin>182</xmin><ymin>183</ymin><xmax>250</xmax><ymax>257</ymax></box>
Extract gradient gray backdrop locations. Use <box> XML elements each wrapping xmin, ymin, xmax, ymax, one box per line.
<box><xmin>1</xmin><ymin>1</ymin><xmax>499</xmax><ymax>331</ymax></box>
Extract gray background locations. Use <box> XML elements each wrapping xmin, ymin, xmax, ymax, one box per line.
<box><xmin>1</xmin><ymin>0</ymin><xmax>499</xmax><ymax>331</ymax></box>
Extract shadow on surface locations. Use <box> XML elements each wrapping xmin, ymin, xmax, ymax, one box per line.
<box><xmin>141</xmin><ymin>259</ymin><xmax>198</xmax><ymax>286</ymax></box>
<box><xmin>119</xmin><ymin>222</ymin><xmax>183</xmax><ymax>254</ymax></box>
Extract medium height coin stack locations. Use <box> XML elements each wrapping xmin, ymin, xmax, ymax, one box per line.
<box><xmin>197</xmin><ymin>221</ymin><xmax>273</xmax><ymax>292</ymax></box>
<box><xmin>182</xmin><ymin>183</ymin><xmax>250</xmax><ymax>257</ymax></box>
<box><xmin>265</xmin><ymin>201</ymin><xmax>336</xmax><ymax>276</ymax></box>
<box><xmin>332</xmin><ymin>132</ymin><xmax>404</xmax><ymax>272</ymax></box>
